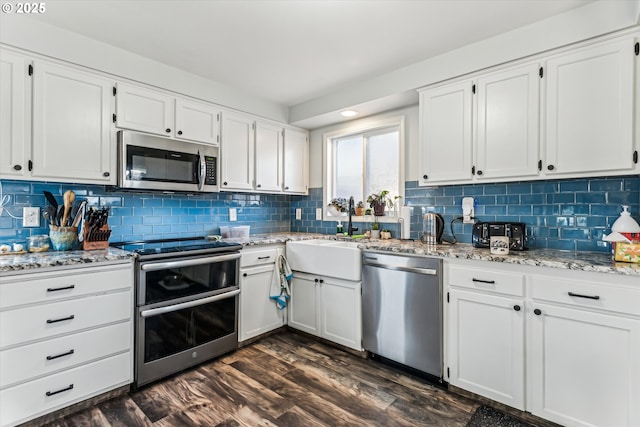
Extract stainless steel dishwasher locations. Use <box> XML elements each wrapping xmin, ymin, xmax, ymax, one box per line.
<box><xmin>362</xmin><ymin>251</ymin><xmax>443</xmax><ymax>381</ymax></box>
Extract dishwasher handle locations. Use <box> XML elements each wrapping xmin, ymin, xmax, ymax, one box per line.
<box><xmin>363</xmin><ymin>260</ymin><xmax>438</xmax><ymax>276</ymax></box>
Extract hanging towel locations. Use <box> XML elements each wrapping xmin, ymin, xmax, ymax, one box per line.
<box><xmin>270</xmin><ymin>254</ymin><xmax>292</xmax><ymax>310</ymax></box>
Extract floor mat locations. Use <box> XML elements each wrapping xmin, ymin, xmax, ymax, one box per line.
<box><xmin>467</xmin><ymin>405</ymin><xmax>536</xmax><ymax>427</ymax></box>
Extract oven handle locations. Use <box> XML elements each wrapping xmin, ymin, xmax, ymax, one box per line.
<box><xmin>140</xmin><ymin>289</ymin><xmax>240</xmax><ymax>318</ymax></box>
<box><xmin>141</xmin><ymin>252</ymin><xmax>241</xmax><ymax>271</ymax></box>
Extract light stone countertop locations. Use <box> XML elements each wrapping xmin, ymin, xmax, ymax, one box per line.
<box><xmin>1</xmin><ymin>232</ymin><xmax>638</xmax><ymax>277</ymax></box>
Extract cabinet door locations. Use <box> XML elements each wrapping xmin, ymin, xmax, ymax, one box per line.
<box><xmin>475</xmin><ymin>63</ymin><xmax>540</xmax><ymax>180</ymax></box>
<box><xmin>283</xmin><ymin>128</ymin><xmax>308</xmax><ymax>194</ymax></box>
<box><xmin>175</xmin><ymin>98</ymin><xmax>220</xmax><ymax>145</ymax></box>
<box><xmin>544</xmin><ymin>38</ymin><xmax>635</xmax><ymax>176</ymax></box>
<box><xmin>255</xmin><ymin>122</ymin><xmax>283</xmax><ymax>192</ymax></box>
<box><xmin>239</xmin><ymin>264</ymin><xmax>284</xmax><ymax>342</ymax></box>
<box><xmin>419</xmin><ymin>81</ymin><xmax>473</xmax><ymax>184</ymax></box>
<box><xmin>115</xmin><ymin>83</ymin><xmax>174</xmax><ymax>136</ymax></box>
<box><xmin>32</xmin><ymin>61</ymin><xmax>114</xmax><ymax>183</ymax></box>
<box><xmin>529</xmin><ymin>303</ymin><xmax>640</xmax><ymax>427</ymax></box>
<box><xmin>448</xmin><ymin>289</ymin><xmax>525</xmax><ymax>410</ymax></box>
<box><xmin>0</xmin><ymin>50</ymin><xmax>29</xmax><ymax>178</ymax></box>
<box><xmin>220</xmin><ymin>112</ymin><xmax>254</xmax><ymax>191</ymax></box>
<box><xmin>288</xmin><ymin>274</ymin><xmax>319</xmax><ymax>336</ymax></box>
<box><xmin>320</xmin><ymin>278</ymin><xmax>362</xmax><ymax>351</ymax></box>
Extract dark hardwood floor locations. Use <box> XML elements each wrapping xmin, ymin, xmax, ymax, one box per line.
<box><xmin>42</xmin><ymin>331</ymin><xmax>483</xmax><ymax>427</ymax></box>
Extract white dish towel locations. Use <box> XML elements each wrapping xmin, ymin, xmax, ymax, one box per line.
<box><xmin>270</xmin><ymin>254</ymin><xmax>292</xmax><ymax>310</ymax></box>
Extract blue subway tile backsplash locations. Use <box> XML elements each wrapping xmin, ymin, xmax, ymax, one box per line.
<box><xmin>2</xmin><ymin>175</ymin><xmax>639</xmax><ymax>254</ymax></box>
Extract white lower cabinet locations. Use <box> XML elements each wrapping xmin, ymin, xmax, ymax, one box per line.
<box><xmin>239</xmin><ymin>246</ymin><xmax>285</xmax><ymax>342</ymax></box>
<box><xmin>445</xmin><ymin>259</ymin><xmax>640</xmax><ymax>427</ymax></box>
<box><xmin>448</xmin><ymin>289</ymin><xmax>524</xmax><ymax>410</ymax></box>
<box><xmin>289</xmin><ymin>271</ymin><xmax>361</xmax><ymax>351</ymax></box>
<box><xmin>0</xmin><ymin>263</ymin><xmax>134</xmax><ymax>427</ymax></box>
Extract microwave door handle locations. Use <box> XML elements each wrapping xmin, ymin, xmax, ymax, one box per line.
<box><xmin>197</xmin><ymin>151</ymin><xmax>205</xmax><ymax>191</ymax></box>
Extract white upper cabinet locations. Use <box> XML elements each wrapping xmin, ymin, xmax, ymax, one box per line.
<box><xmin>174</xmin><ymin>98</ymin><xmax>220</xmax><ymax>145</ymax></box>
<box><xmin>283</xmin><ymin>128</ymin><xmax>309</xmax><ymax>194</ymax></box>
<box><xmin>419</xmin><ymin>80</ymin><xmax>473</xmax><ymax>184</ymax></box>
<box><xmin>475</xmin><ymin>63</ymin><xmax>540</xmax><ymax>180</ymax></box>
<box><xmin>220</xmin><ymin>111</ymin><xmax>255</xmax><ymax>191</ymax></box>
<box><xmin>115</xmin><ymin>83</ymin><xmax>174</xmax><ymax>137</ymax></box>
<box><xmin>255</xmin><ymin>121</ymin><xmax>283</xmax><ymax>192</ymax></box>
<box><xmin>0</xmin><ymin>50</ymin><xmax>29</xmax><ymax>178</ymax></box>
<box><xmin>544</xmin><ymin>38</ymin><xmax>636</xmax><ymax>176</ymax></box>
<box><xmin>32</xmin><ymin>61</ymin><xmax>114</xmax><ymax>183</ymax></box>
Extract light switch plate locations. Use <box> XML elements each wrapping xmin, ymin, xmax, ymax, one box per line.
<box><xmin>295</xmin><ymin>208</ymin><xmax>302</xmax><ymax>220</ymax></box>
<box><xmin>316</xmin><ymin>208</ymin><xmax>322</xmax><ymax>221</ymax></box>
<box><xmin>23</xmin><ymin>207</ymin><xmax>40</xmax><ymax>227</ymax></box>
<box><xmin>229</xmin><ymin>208</ymin><xmax>237</xmax><ymax>222</ymax></box>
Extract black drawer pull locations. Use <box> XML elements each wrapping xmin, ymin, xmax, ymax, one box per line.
<box><xmin>46</xmin><ymin>315</ymin><xmax>75</xmax><ymax>324</ymax></box>
<box><xmin>46</xmin><ymin>349</ymin><xmax>75</xmax><ymax>360</ymax></box>
<box><xmin>257</xmin><ymin>256</ymin><xmax>271</xmax><ymax>260</ymax></box>
<box><xmin>46</xmin><ymin>384</ymin><xmax>74</xmax><ymax>397</ymax></box>
<box><xmin>47</xmin><ymin>285</ymin><xmax>75</xmax><ymax>292</ymax></box>
<box><xmin>472</xmin><ymin>278</ymin><xmax>496</xmax><ymax>284</ymax></box>
<box><xmin>568</xmin><ymin>292</ymin><xmax>600</xmax><ymax>300</ymax></box>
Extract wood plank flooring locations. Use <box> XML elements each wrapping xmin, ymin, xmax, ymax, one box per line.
<box><xmin>42</xmin><ymin>331</ymin><xmax>482</xmax><ymax>427</ymax></box>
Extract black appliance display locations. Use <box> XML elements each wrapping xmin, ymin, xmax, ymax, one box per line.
<box><xmin>472</xmin><ymin>222</ymin><xmax>527</xmax><ymax>251</ymax></box>
<box><xmin>111</xmin><ymin>237</ymin><xmax>242</xmax><ymax>388</ymax></box>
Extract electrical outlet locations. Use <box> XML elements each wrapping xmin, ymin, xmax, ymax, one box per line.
<box><xmin>316</xmin><ymin>208</ymin><xmax>322</xmax><ymax>221</ymax></box>
<box><xmin>23</xmin><ymin>207</ymin><xmax>40</xmax><ymax>227</ymax></box>
<box><xmin>229</xmin><ymin>208</ymin><xmax>237</xmax><ymax>222</ymax></box>
<box><xmin>295</xmin><ymin>208</ymin><xmax>302</xmax><ymax>220</ymax></box>
<box><xmin>462</xmin><ymin>197</ymin><xmax>474</xmax><ymax>223</ymax></box>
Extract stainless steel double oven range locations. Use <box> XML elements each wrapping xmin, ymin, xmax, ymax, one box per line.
<box><xmin>111</xmin><ymin>237</ymin><xmax>242</xmax><ymax>388</ymax></box>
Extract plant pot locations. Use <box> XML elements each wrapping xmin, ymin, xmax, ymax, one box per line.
<box><xmin>355</xmin><ymin>207</ymin><xmax>364</xmax><ymax>216</ymax></box>
<box><xmin>373</xmin><ymin>203</ymin><xmax>386</xmax><ymax>216</ymax></box>
<box><xmin>381</xmin><ymin>231</ymin><xmax>392</xmax><ymax>239</ymax></box>
<box><xmin>370</xmin><ymin>229</ymin><xmax>381</xmax><ymax>239</ymax></box>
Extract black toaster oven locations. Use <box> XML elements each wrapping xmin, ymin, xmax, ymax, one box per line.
<box><xmin>472</xmin><ymin>222</ymin><xmax>527</xmax><ymax>251</ymax></box>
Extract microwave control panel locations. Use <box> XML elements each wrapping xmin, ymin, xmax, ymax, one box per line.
<box><xmin>204</xmin><ymin>156</ymin><xmax>217</xmax><ymax>185</ymax></box>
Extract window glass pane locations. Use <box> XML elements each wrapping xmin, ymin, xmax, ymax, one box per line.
<box><xmin>366</xmin><ymin>130</ymin><xmax>399</xmax><ymax>203</ymax></box>
<box><xmin>334</xmin><ymin>136</ymin><xmax>363</xmax><ymax>200</ymax></box>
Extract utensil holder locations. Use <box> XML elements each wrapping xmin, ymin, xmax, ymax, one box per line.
<box><xmin>82</xmin><ymin>225</ymin><xmax>111</xmax><ymax>250</ymax></box>
<box><xmin>49</xmin><ymin>226</ymin><xmax>78</xmax><ymax>251</ymax></box>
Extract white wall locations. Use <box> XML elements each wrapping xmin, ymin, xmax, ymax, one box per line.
<box><xmin>308</xmin><ymin>105</ymin><xmax>419</xmax><ymax>188</ymax></box>
<box><xmin>0</xmin><ymin>16</ymin><xmax>288</xmax><ymax>122</ymax></box>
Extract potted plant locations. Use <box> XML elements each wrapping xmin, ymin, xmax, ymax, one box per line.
<box><xmin>355</xmin><ymin>201</ymin><xmax>365</xmax><ymax>216</ymax></box>
<box><xmin>327</xmin><ymin>197</ymin><xmax>347</xmax><ymax>216</ymax></box>
<box><xmin>367</xmin><ymin>190</ymin><xmax>390</xmax><ymax>216</ymax></box>
<box><xmin>371</xmin><ymin>217</ymin><xmax>381</xmax><ymax>239</ymax></box>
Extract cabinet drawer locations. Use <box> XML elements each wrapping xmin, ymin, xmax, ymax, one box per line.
<box><xmin>0</xmin><ymin>265</ymin><xmax>132</xmax><ymax>309</ymax></box>
<box><xmin>1</xmin><ymin>322</ymin><xmax>131</xmax><ymax>389</ymax></box>
<box><xmin>0</xmin><ymin>290</ymin><xmax>132</xmax><ymax>349</ymax></box>
<box><xmin>0</xmin><ymin>352</ymin><xmax>131</xmax><ymax>427</ymax></box>
<box><xmin>240</xmin><ymin>248</ymin><xmax>279</xmax><ymax>267</ymax></box>
<box><xmin>530</xmin><ymin>275</ymin><xmax>640</xmax><ymax>316</ymax></box>
<box><xmin>448</xmin><ymin>264</ymin><xmax>524</xmax><ymax>296</ymax></box>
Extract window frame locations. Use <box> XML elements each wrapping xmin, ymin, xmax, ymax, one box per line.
<box><xmin>322</xmin><ymin>115</ymin><xmax>405</xmax><ymax>222</ymax></box>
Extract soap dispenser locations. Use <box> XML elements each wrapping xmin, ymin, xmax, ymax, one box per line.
<box><xmin>336</xmin><ymin>221</ymin><xmax>343</xmax><ymax>235</ymax></box>
<box><xmin>611</xmin><ymin>205</ymin><xmax>640</xmax><ymax>241</ymax></box>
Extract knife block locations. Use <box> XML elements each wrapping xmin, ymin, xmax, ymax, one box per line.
<box><xmin>82</xmin><ymin>225</ymin><xmax>111</xmax><ymax>250</ymax></box>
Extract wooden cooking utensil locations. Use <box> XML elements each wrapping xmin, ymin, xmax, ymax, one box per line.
<box><xmin>61</xmin><ymin>190</ymin><xmax>75</xmax><ymax>227</ymax></box>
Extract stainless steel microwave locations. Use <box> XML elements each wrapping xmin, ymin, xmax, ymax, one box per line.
<box><xmin>117</xmin><ymin>130</ymin><xmax>218</xmax><ymax>193</ymax></box>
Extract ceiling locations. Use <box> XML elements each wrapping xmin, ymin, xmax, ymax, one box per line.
<box><xmin>25</xmin><ymin>0</ymin><xmax>601</xmax><ymax>113</ymax></box>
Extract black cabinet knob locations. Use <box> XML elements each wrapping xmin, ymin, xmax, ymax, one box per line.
<box><xmin>285</xmin><ymin>186</ymin><xmax>289</xmax><ymax>190</ymax></box>
<box><xmin>319</xmin><ymin>279</ymin><xmax>324</xmax><ymax>283</ymax></box>
<box><xmin>477</xmin><ymin>170</ymin><xmax>483</xmax><ymax>176</ymax></box>
<box><xmin>314</xmin><ymin>278</ymin><xmax>319</xmax><ymax>283</ymax></box>
<box><xmin>534</xmin><ymin>308</ymin><xmax>542</xmax><ymax>315</ymax></box>
<box><xmin>223</xmin><ymin>182</ymin><xmax>228</xmax><ymax>186</ymax></box>
<box><xmin>256</xmin><ymin>184</ymin><xmax>261</xmax><ymax>188</ymax></box>
<box><xmin>423</xmin><ymin>174</ymin><xmax>428</xmax><ymax>180</ymax></box>
<box><xmin>165</xmin><ymin>128</ymin><xmax>171</xmax><ymax>133</ymax></box>
<box><xmin>177</xmin><ymin>130</ymin><xmax>183</xmax><ymax>135</ymax></box>
<box><xmin>243</xmin><ymin>273</ymin><xmax>247</xmax><ymax>277</ymax></box>
<box><xmin>513</xmin><ymin>305</ymin><xmax>521</xmax><ymax>311</ymax></box>
<box><xmin>13</xmin><ymin>164</ymin><xmax>22</xmax><ymax>171</ymax></box>
<box><xmin>103</xmin><ymin>172</ymin><xmax>110</xmax><ymax>177</ymax></box>
<box><xmin>547</xmin><ymin>165</ymin><xmax>555</xmax><ymax>171</ymax></box>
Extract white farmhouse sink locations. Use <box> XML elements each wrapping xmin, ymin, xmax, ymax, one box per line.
<box><xmin>286</xmin><ymin>239</ymin><xmax>361</xmax><ymax>281</ymax></box>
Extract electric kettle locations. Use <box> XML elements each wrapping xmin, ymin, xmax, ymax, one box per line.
<box><xmin>421</xmin><ymin>213</ymin><xmax>444</xmax><ymax>244</ymax></box>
